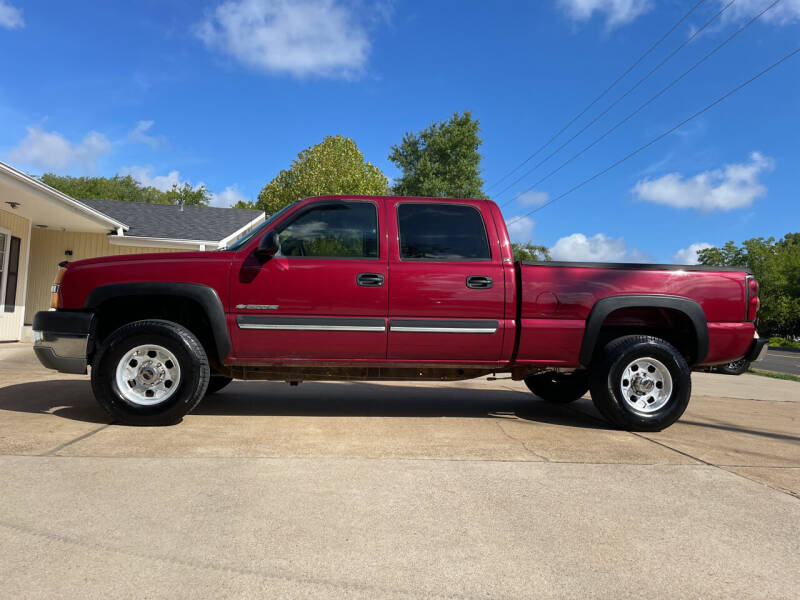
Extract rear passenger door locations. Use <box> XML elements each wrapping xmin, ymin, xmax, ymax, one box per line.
<box><xmin>386</xmin><ymin>199</ymin><xmax>506</xmax><ymax>362</ymax></box>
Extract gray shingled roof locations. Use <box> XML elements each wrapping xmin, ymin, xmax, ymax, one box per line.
<box><xmin>78</xmin><ymin>198</ymin><xmax>263</xmax><ymax>242</ymax></box>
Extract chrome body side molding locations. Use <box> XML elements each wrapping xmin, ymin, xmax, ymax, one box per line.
<box><xmin>237</xmin><ymin>315</ymin><xmax>385</xmax><ymax>332</ymax></box>
<box><xmin>389</xmin><ymin>319</ymin><xmax>498</xmax><ymax>334</ymax></box>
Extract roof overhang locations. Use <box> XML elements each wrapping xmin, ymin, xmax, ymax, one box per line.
<box><xmin>0</xmin><ymin>161</ymin><xmax>128</xmax><ymax>233</ymax></box>
<box><xmin>218</xmin><ymin>212</ymin><xmax>266</xmax><ymax>247</ymax></box>
<box><xmin>108</xmin><ymin>235</ymin><xmax>221</xmax><ymax>250</ymax></box>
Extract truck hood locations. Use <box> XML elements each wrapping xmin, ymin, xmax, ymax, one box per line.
<box><xmin>57</xmin><ymin>250</ymin><xmax>236</xmax><ymax>310</ymax></box>
<box><xmin>66</xmin><ymin>250</ymin><xmax>233</xmax><ymax>268</ymax></box>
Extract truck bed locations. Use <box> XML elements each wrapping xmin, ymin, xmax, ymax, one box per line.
<box><xmin>514</xmin><ymin>261</ymin><xmax>755</xmax><ymax>367</ymax></box>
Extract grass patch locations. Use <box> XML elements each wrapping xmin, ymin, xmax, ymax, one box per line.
<box><xmin>748</xmin><ymin>368</ymin><xmax>800</xmax><ymax>383</ymax></box>
<box><xmin>769</xmin><ymin>336</ymin><xmax>800</xmax><ymax>350</ymax></box>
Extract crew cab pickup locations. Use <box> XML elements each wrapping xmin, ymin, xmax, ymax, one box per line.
<box><xmin>33</xmin><ymin>195</ymin><xmax>768</xmax><ymax>430</ymax></box>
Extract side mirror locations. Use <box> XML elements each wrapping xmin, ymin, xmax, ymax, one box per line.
<box><xmin>255</xmin><ymin>230</ymin><xmax>280</xmax><ymax>260</ymax></box>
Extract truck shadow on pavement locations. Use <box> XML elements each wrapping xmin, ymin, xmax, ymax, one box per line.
<box><xmin>0</xmin><ymin>379</ymin><xmax>613</xmax><ymax>430</ymax></box>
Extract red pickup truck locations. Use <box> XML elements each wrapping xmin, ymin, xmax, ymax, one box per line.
<box><xmin>33</xmin><ymin>195</ymin><xmax>767</xmax><ymax>430</ymax></box>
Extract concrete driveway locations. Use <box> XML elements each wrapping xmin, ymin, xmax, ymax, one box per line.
<box><xmin>1</xmin><ymin>342</ymin><xmax>798</xmax><ymax>599</ymax></box>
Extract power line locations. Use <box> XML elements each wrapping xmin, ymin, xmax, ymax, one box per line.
<box><xmin>486</xmin><ymin>0</ymin><xmax>709</xmax><ymax>193</ymax></box>
<box><xmin>504</xmin><ymin>44</ymin><xmax>800</xmax><ymax>229</ymax></box>
<box><xmin>495</xmin><ymin>0</ymin><xmax>738</xmax><ymax>205</ymax></box>
<box><xmin>503</xmin><ymin>0</ymin><xmax>782</xmax><ymax>207</ymax></box>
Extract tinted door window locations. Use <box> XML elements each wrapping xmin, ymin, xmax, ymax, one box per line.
<box><xmin>398</xmin><ymin>203</ymin><xmax>490</xmax><ymax>260</ymax></box>
<box><xmin>278</xmin><ymin>202</ymin><xmax>378</xmax><ymax>258</ymax></box>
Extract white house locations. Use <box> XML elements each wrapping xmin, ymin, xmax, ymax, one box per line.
<box><xmin>0</xmin><ymin>161</ymin><xmax>264</xmax><ymax>342</ymax></box>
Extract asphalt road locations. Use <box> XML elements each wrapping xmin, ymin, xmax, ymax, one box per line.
<box><xmin>757</xmin><ymin>347</ymin><xmax>800</xmax><ymax>376</ymax></box>
<box><xmin>1</xmin><ymin>343</ymin><xmax>798</xmax><ymax>599</ymax></box>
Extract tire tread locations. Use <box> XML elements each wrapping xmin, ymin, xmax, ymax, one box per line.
<box><xmin>589</xmin><ymin>335</ymin><xmax>691</xmax><ymax>431</ymax></box>
<box><xmin>91</xmin><ymin>319</ymin><xmax>209</xmax><ymax>425</ymax></box>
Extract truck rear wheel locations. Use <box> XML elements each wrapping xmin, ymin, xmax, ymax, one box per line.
<box><xmin>589</xmin><ymin>335</ymin><xmax>691</xmax><ymax>431</ymax></box>
<box><xmin>90</xmin><ymin>319</ymin><xmax>210</xmax><ymax>425</ymax></box>
<box><xmin>524</xmin><ymin>370</ymin><xmax>589</xmax><ymax>403</ymax></box>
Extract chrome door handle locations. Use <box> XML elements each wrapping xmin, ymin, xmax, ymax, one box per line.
<box><xmin>466</xmin><ymin>275</ymin><xmax>493</xmax><ymax>289</ymax></box>
<box><xmin>357</xmin><ymin>273</ymin><xmax>385</xmax><ymax>287</ymax></box>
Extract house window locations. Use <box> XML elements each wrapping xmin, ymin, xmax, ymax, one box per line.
<box><xmin>0</xmin><ymin>230</ymin><xmax>7</xmax><ymax>310</ymax></box>
<box><xmin>0</xmin><ymin>230</ymin><xmax>21</xmax><ymax>313</ymax></box>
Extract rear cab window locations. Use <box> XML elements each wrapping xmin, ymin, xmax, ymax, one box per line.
<box><xmin>397</xmin><ymin>203</ymin><xmax>491</xmax><ymax>261</ymax></box>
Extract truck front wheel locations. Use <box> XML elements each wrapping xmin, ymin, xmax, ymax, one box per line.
<box><xmin>90</xmin><ymin>319</ymin><xmax>210</xmax><ymax>425</ymax></box>
<box><xmin>524</xmin><ymin>370</ymin><xmax>589</xmax><ymax>403</ymax></box>
<box><xmin>589</xmin><ymin>335</ymin><xmax>691</xmax><ymax>431</ymax></box>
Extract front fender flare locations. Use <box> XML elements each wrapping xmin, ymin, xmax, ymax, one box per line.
<box><xmin>85</xmin><ymin>282</ymin><xmax>231</xmax><ymax>361</ymax></box>
<box><xmin>579</xmin><ymin>295</ymin><xmax>708</xmax><ymax>367</ymax></box>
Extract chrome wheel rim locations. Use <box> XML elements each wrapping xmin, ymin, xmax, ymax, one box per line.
<box><xmin>115</xmin><ymin>345</ymin><xmax>181</xmax><ymax>406</ymax></box>
<box><xmin>620</xmin><ymin>357</ymin><xmax>672</xmax><ymax>413</ymax></box>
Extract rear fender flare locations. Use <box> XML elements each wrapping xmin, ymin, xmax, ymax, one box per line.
<box><xmin>579</xmin><ymin>295</ymin><xmax>708</xmax><ymax>366</ymax></box>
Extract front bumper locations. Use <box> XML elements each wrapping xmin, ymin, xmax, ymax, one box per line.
<box><xmin>745</xmin><ymin>337</ymin><xmax>769</xmax><ymax>363</ymax></box>
<box><xmin>32</xmin><ymin>311</ymin><xmax>94</xmax><ymax>374</ymax></box>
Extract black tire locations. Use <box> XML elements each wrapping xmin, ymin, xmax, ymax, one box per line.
<box><xmin>717</xmin><ymin>359</ymin><xmax>750</xmax><ymax>375</ymax></box>
<box><xmin>589</xmin><ymin>335</ymin><xmax>691</xmax><ymax>431</ymax></box>
<box><xmin>206</xmin><ymin>375</ymin><xmax>233</xmax><ymax>395</ymax></box>
<box><xmin>90</xmin><ymin>319</ymin><xmax>210</xmax><ymax>425</ymax></box>
<box><xmin>524</xmin><ymin>370</ymin><xmax>589</xmax><ymax>403</ymax></box>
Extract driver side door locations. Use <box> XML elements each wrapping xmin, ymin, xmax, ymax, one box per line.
<box><xmin>229</xmin><ymin>199</ymin><xmax>388</xmax><ymax>360</ymax></box>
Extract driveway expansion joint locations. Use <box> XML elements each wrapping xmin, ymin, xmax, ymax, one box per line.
<box><xmin>718</xmin><ymin>467</ymin><xmax>800</xmax><ymax>501</ymax></box>
<box><xmin>39</xmin><ymin>423</ymin><xmax>113</xmax><ymax>456</ymax></box>
<box><xmin>633</xmin><ymin>433</ymin><xmax>800</xmax><ymax>501</ymax></box>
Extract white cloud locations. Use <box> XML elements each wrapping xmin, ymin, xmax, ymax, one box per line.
<box><xmin>210</xmin><ymin>185</ymin><xmax>249</xmax><ymax>207</ymax></box>
<box><xmin>8</xmin><ymin>126</ymin><xmax>111</xmax><ymax>173</ymax></box>
<box><xmin>506</xmin><ymin>216</ymin><xmax>536</xmax><ymax>242</ymax></box>
<box><xmin>122</xmin><ymin>165</ymin><xmax>248</xmax><ymax>207</ymax></box>
<box><xmin>0</xmin><ymin>1</ymin><xmax>24</xmax><ymax>29</ymax></box>
<box><xmin>516</xmin><ymin>190</ymin><xmax>549</xmax><ymax>207</ymax></box>
<box><xmin>673</xmin><ymin>242</ymin><xmax>713</xmax><ymax>265</ymax></box>
<box><xmin>121</xmin><ymin>165</ymin><xmax>184</xmax><ymax>192</ymax></box>
<box><xmin>720</xmin><ymin>0</ymin><xmax>800</xmax><ymax>25</ymax></box>
<box><xmin>550</xmin><ymin>232</ymin><xmax>646</xmax><ymax>262</ymax></box>
<box><xmin>631</xmin><ymin>152</ymin><xmax>773</xmax><ymax>212</ymax></box>
<box><xmin>128</xmin><ymin>120</ymin><xmax>164</xmax><ymax>149</ymax></box>
<box><xmin>195</xmin><ymin>0</ymin><xmax>372</xmax><ymax>79</ymax></box>
<box><xmin>557</xmin><ymin>0</ymin><xmax>653</xmax><ymax>28</ymax></box>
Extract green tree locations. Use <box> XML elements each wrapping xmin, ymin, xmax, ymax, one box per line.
<box><xmin>698</xmin><ymin>233</ymin><xmax>800</xmax><ymax>337</ymax></box>
<box><xmin>253</xmin><ymin>135</ymin><xmax>389</xmax><ymax>214</ymax></box>
<box><xmin>512</xmin><ymin>242</ymin><xmax>551</xmax><ymax>262</ymax></box>
<box><xmin>40</xmin><ymin>173</ymin><xmax>210</xmax><ymax>206</ymax></box>
<box><xmin>41</xmin><ymin>173</ymin><xmax>161</xmax><ymax>203</ymax></box>
<box><xmin>161</xmin><ymin>182</ymin><xmax>210</xmax><ymax>206</ymax></box>
<box><xmin>388</xmin><ymin>111</ymin><xmax>486</xmax><ymax>198</ymax></box>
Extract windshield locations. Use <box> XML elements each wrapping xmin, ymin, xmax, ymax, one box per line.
<box><xmin>222</xmin><ymin>201</ymin><xmax>299</xmax><ymax>251</ymax></box>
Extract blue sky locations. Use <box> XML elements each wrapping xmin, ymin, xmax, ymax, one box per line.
<box><xmin>1</xmin><ymin>0</ymin><xmax>798</xmax><ymax>263</ymax></box>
